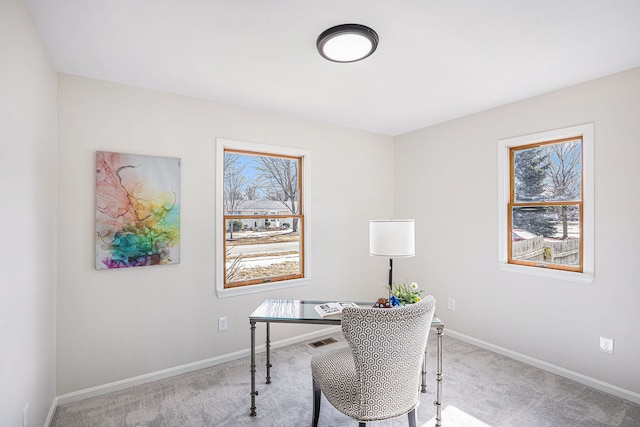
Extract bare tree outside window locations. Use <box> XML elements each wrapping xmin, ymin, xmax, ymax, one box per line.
<box><xmin>223</xmin><ymin>152</ymin><xmax>246</xmax><ymax>240</ymax></box>
<box><xmin>546</xmin><ymin>140</ymin><xmax>581</xmax><ymax>239</ymax></box>
<box><xmin>253</xmin><ymin>156</ymin><xmax>300</xmax><ymax>232</ymax></box>
<box><xmin>244</xmin><ymin>185</ymin><xmax>258</xmax><ymax>200</ymax></box>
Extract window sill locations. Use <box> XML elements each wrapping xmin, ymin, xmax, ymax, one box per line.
<box><xmin>216</xmin><ymin>277</ymin><xmax>311</xmax><ymax>298</ymax></box>
<box><xmin>498</xmin><ymin>263</ymin><xmax>594</xmax><ymax>284</ymax></box>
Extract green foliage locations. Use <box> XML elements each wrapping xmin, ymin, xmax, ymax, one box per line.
<box><xmin>513</xmin><ymin>147</ymin><xmax>556</xmax><ymax>237</ymax></box>
<box><xmin>514</xmin><ymin>147</ymin><xmax>548</xmax><ymax>201</ymax></box>
<box><xmin>512</xmin><ymin>207</ymin><xmax>556</xmax><ymax>237</ymax></box>
<box><xmin>387</xmin><ymin>282</ymin><xmax>424</xmax><ymax>306</ymax></box>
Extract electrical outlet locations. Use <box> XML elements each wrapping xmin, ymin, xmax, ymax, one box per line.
<box><xmin>448</xmin><ymin>298</ymin><xmax>456</xmax><ymax>311</ymax></box>
<box><xmin>218</xmin><ymin>317</ymin><xmax>228</xmax><ymax>331</ymax></box>
<box><xmin>600</xmin><ymin>337</ymin><xmax>613</xmax><ymax>354</ymax></box>
<box><xmin>23</xmin><ymin>403</ymin><xmax>28</xmax><ymax>427</ymax></box>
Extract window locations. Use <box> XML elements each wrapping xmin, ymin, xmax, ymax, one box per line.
<box><xmin>498</xmin><ymin>124</ymin><xmax>594</xmax><ymax>282</ymax></box>
<box><xmin>216</xmin><ymin>139</ymin><xmax>310</xmax><ymax>297</ymax></box>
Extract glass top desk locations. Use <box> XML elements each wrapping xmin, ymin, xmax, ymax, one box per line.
<box><xmin>249</xmin><ymin>299</ymin><xmax>445</xmax><ymax>426</ymax></box>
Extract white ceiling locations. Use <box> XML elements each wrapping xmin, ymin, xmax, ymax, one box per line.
<box><xmin>24</xmin><ymin>0</ymin><xmax>640</xmax><ymax>136</ymax></box>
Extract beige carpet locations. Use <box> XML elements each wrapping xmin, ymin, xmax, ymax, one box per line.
<box><xmin>51</xmin><ymin>332</ymin><xmax>640</xmax><ymax>426</ymax></box>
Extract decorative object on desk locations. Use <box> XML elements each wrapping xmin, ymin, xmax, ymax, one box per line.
<box><xmin>314</xmin><ymin>302</ymin><xmax>359</xmax><ymax>318</ymax></box>
<box><xmin>388</xmin><ymin>281</ymin><xmax>424</xmax><ymax>306</ymax></box>
<box><xmin>369</xmin><ymin>219</ymin><xmax>415</xmax><ymax>297</ymax></box>
<box><xmin>373</xmin><ymin>297</ymin><xmax>392</xmax><ymax>308</ymax></box>
<box><xmin>373</xmin><ymin>282</ymin><xmax>423</xmax><ymax>308</ymax></box>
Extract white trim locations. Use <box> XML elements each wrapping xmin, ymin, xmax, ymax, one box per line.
<box><xmin>214</xmin><ymin>276</ymin><xmax>310</xmax><ymax>298</ymax></box>
<box><xmin>53</xmin><ymin>326</ymin><xmax>339</xmax><ymax>407</ymax></box>
<box><xmin>497</xmin><ymin>123</ymin><xmax>594</xmax><ymax>283</ymax></box>
<box><xmin>45</xmin><ymin>397</ymin><xmax>58</xmax><ymax>427</ymax></box>
<box><xmin>215</xmin><ymin>138</ymin><xmax>312</xmax><ymax>298</ymax></box>
<box><xmin>446</xmin><ymin>329</ymin><xmax>640</xmax><ymax>405</ymax></box>
<box><xmin>498</xmin><ymin>263</ymin><xmax>593</xmax><ymax>283</ymax></box>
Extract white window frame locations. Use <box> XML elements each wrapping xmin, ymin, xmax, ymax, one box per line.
<box><xmin>497</xmin><ymin>124</ymin><xmax>594</xmax><ymax>283</ymax></box>
<box><xmin>215</xmin><ymin>138</ymin><xmax>311</xmax><ymax>298</ymax></box>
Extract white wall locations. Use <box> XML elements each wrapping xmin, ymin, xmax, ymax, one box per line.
<box><xmin>56</xmin><ymin>74</ymin><xmax>395</xmax><ymax>395</ymax></box>
<box><xmin>394</xmin><ymin>67</ymin><xmax>640</xmax><ymax>397</ymax></box>
<box><xmin>0</xmin><ymin>0</ymin><xmax>58</xmax><ymax>425</ymax></box>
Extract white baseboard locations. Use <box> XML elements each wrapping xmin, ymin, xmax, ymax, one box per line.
<box><xmin>45</xmin><ymin>396</ymin><xmax>58</xmax><ymax>427</ymax></box>
<box><xmin>53</xmin><ymin>325</ymin><xmax>340</xmax><ymax>411</ymax></box>
<box><xmin>446</xmin><ymin>329</ymin><xmax>640</xmax><ymax>405</ymax></box>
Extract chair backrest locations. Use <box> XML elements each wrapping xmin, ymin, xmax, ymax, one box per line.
<box><xmin>340</xmin><ymin>296</ymin><xmax>436</xmax><ymax>420</ymax></box>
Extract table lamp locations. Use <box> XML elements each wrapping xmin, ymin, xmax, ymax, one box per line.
<box><xmin>369</xmin><ymin>219</ymin><xmax>415</xmax><ymax>295</ymax></box>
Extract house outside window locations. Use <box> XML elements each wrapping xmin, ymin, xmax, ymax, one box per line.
<box><xmin>498</xmin><ymin>124</ymin><xmax>594</xmax><ymax>283</ymax></box>
<box><xmin>216</xmin><ymin>138</ymin><xmax>311</xmax><ymax>297</ymax></box>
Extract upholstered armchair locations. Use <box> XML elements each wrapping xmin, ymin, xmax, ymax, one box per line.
<box><xmin>311</xmin><ymin>296</ymin><xmax>436</xmax><ymax>427</ymax></box>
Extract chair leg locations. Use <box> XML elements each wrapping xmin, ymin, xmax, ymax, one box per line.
<box><xmin>407</xmin><ymin>408</ymin><xmax>417</xmax><ymax>427</ymax></box>
<box><xmin>312</xmin><ymin>379</ymin><xmax>321</xmax><ymax>427</ymax></box>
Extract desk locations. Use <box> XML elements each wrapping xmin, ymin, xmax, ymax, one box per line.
<box><xmin>249</xmin><ymin>299</ymin><xmax>444</xmax><ymax>426</ymax></box>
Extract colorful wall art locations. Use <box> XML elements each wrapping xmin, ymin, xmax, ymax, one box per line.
<box><xmin>96</xmin><ymin>151</ymin><xmax>181</xmax><ymax>269</ymax></box>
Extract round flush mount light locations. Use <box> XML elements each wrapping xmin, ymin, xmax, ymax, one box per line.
<box><xmin>316</xmin><ymin>23</ymin><xmax>379</xmax><ymax>63</ymax></box>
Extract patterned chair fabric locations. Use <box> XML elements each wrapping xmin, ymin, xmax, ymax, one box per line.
<box><xmin>311</xmin><ymin>296</ymin><xmax>436</xmax><ymax>426</ymax></box>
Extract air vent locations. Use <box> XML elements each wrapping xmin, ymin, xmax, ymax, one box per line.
<box><xmin>309</xmin><ymin>337</ymin><xmax>338</xmax><ymax>348</ymax></box>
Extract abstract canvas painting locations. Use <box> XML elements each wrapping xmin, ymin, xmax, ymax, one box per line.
<box><xmin>96</xmin><ymin>151</ymin><xmax>181</xmax><ymax>269</ymax></box>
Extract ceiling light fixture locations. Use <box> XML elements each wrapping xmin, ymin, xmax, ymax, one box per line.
<box><xmin>316</xmin><ymin>23</ymin><xmax>379</xmax><ymax>63</ymax></box>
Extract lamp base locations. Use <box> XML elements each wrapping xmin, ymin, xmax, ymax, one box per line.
<box><xmin>388</xmin><ymin>257</ymin><xmax>393</xmax><ymax>298</ymax></box>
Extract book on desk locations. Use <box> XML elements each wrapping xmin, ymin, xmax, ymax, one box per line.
<box><xmin>314</xmin><ymin>302</ymin><xmax>359</xmax><ymax>318</ymax></box>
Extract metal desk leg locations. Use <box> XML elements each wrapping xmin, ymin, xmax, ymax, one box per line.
<box><xmin>266</xmin><ymin>322</ymin><xmax>272</xmax><ymax>384</ymax></box>
<box><xmin>434</xmin><ymin>325</ymin><xmax>444</xmax><ymax>427</ymax></box>
<box><xmin>421</xmin><ymin>347</ymin><xmax>428</xmax><ymax>393</ymax></box>
<box><xmin>250</xmin><ymin>320</ymin><xmax>257</xmax><ymax>417</ymax></box>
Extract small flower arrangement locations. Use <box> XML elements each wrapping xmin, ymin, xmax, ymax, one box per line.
<box><xmin>374</xmin><ymin>282</ymin><xmax>424</xmax><ymax>308</ymax></box>
<box><xmin>389</xmin><ymin>282</ymin><xmax>423</xmax><ymax>306</ymax></box>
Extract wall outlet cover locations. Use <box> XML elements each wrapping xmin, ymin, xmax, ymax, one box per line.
<box><xmin>599</xmin><ymin>337</ymin><xmax>614</xmax><ymax>354</ymax></box>
<box><xmin>218</xmin><ymin>317</ymin><xmax>228</xmax><ymax>331</ymax></box>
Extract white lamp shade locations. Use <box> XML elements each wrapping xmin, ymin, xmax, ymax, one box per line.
<box><xmin>369</xmin><ymin>219</ymin><xmax>415</xmax><ymax>258</ymax></box>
